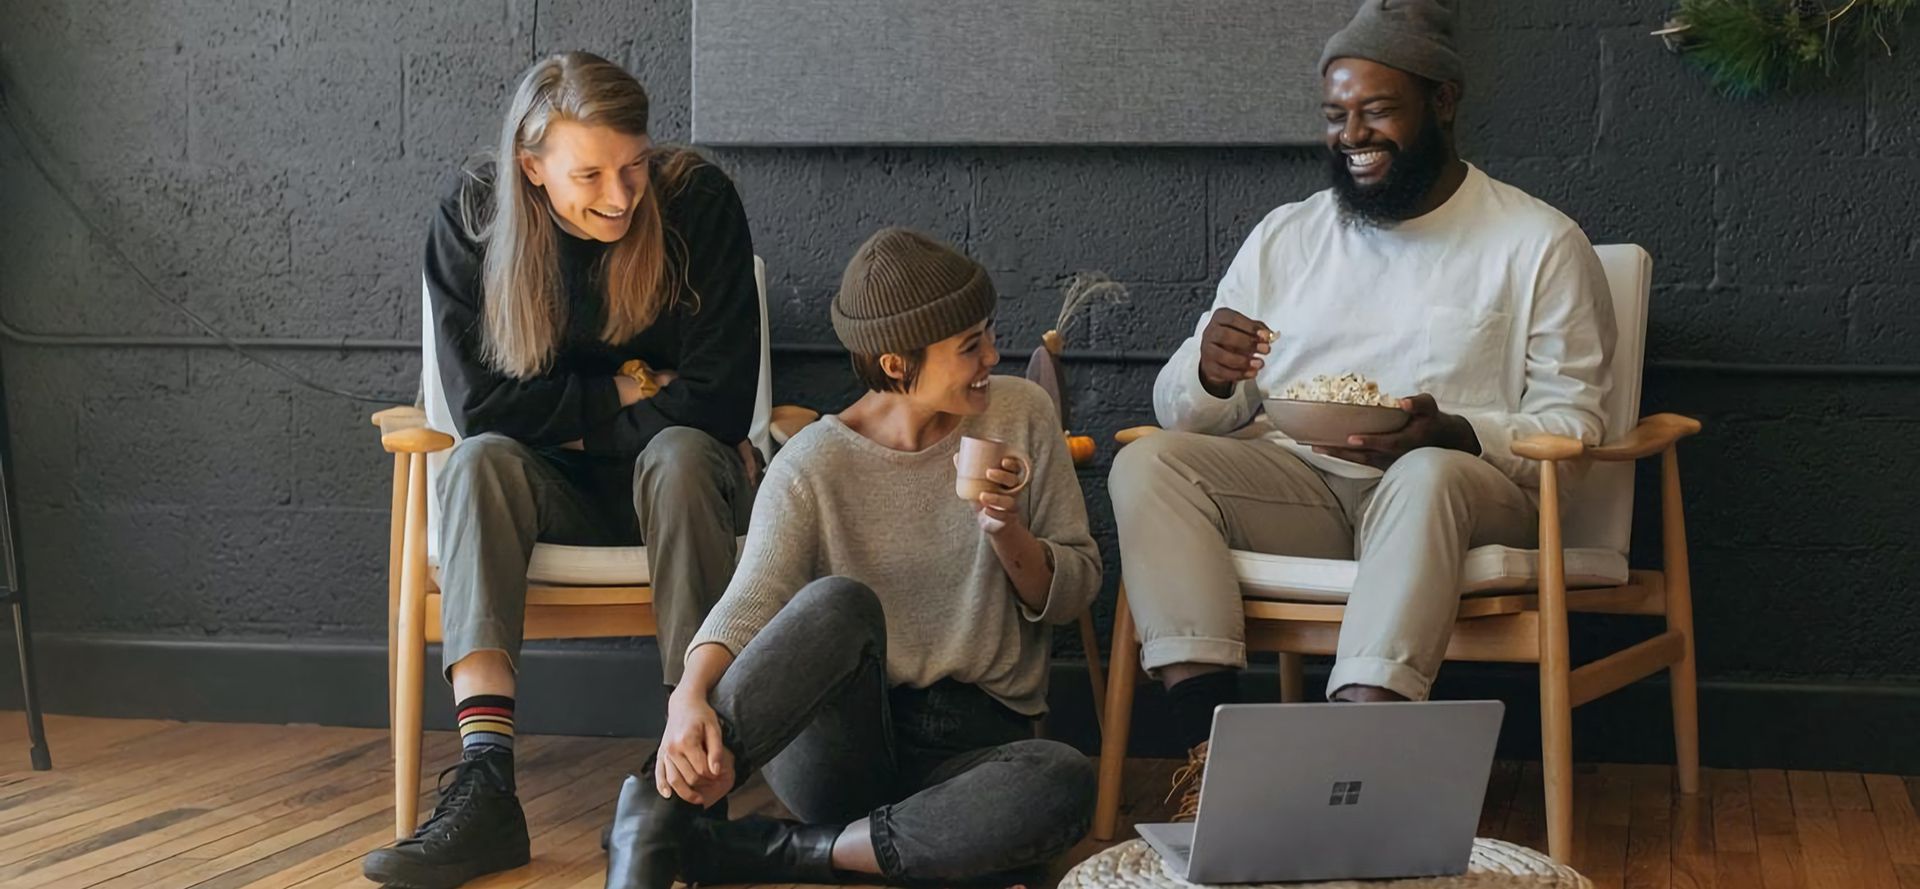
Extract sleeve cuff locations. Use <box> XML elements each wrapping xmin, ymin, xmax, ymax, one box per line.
<box><xmin>1462</xmin><ymin>411</ymin><xmax>1521</xmax><ymax>480</ymax></box>
<box><xmin>1018</xmin><ymin>539</ymin><xmax>1087</xmax><ymax>625</ymax></box>
<box><xmin>1186</xmin><ymin>366</ymin><xmax>1245</xmax><ymax>405</ymax></box>
<box><xmin>686</xmin><ymin>633</ymin><xmax>745</xmax><ymax>660</ymax></box>
<box><xmin>687</xmin><ymin>617</ymin><xmax>757</xmax><ymax>659</ymax></box>
<box><xmin>1157</xmin><ymin>355</ymin><xmax>1253</xmax><ymax>434</ymax></box>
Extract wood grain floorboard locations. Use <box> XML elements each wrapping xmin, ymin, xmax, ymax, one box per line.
<box><xmin>3</xmin><ymin>714</ymin><xmax>1912</xmax><ymax>889</ymax></box>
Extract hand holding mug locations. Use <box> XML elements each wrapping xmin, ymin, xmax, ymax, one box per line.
<box><xmin>954</xmin><ymin>436</ymin><xmax>1031</xmax><ymax>535</ymax></box>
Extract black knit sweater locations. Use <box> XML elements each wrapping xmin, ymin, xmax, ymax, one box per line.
<box><xmin>422</xmin><ymin>158</ymin><xmax>759</xmax><ymax>460</ymax></box>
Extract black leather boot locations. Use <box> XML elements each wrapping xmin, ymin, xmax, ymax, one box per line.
<box><xmin>601</xmin><ymin>795</ymin><xmax>726</xmax><ymax>852</ymax></box>
<box><xmin>603</xmin><ymin>771</ymin><xmax>699</xmax><ymax>889</ymax></box>
<box><xmin>682</xmin><ymin>815</ymin><xmax>844</xmax><ymax>885</ymax></box>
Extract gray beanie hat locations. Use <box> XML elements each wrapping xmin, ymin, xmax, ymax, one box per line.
<box><xmin>1318</xmin><ymin>0</ymin><xmax>1463</xmax><ymax>86</ymax></box>
<box><xmin>831</xmin><ymin>228</ymin><xmax>997</xmax><ymax>355</ymax></box>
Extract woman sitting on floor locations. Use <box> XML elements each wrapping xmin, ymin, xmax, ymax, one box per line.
<box><xmin>602</xmin><ymin>227</ymin><xmax>1103</xmax><ymax>889</ymax></box>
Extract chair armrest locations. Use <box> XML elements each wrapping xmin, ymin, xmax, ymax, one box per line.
<box><xmin>373</xmin><ymin>405</ymin><xmax>451</xmax><ymax>453</ymax></box>
<box><xmin>383</xmin><ymin>426</ymin><xmax>455</xmax><ymax>455</ymax></box>
<box><xmin>1512</xmin><ymin>414</ymin><xmax>1701</xmax><ymax>464</ymax></box>
<box><xmin>770</xmin><ymin>405</ymin><xmax>822</xmax><ymax>446</ymax></box>
<box><xmin>1588</xmin><ymin>414</ymin><xmax>1702</xmax><ymax>462</ymax></box>
<box><xmin>371</xmin><ymin>405</ymin><xmax>424</xmax><ymax>428</ymax></box>
<box><xmin>1115</xmin><ymin>425</ymin><xmax>1163</xmax><ymax>445</ymax></box>
<box><xmin>1512</xmin><ymin>434</ymin><xmax>1587</xmax><ymax>462</ymax></box>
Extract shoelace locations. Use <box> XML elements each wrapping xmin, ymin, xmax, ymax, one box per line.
<box><xmin>415</xmin><ymin>760</ymin><xmax>490</xmax><ymax>838</ymax></box>
<box><xmin>1163</xmin><ymin>742</ymin><xmax>1209</xmax><ymax>822</ymax></box>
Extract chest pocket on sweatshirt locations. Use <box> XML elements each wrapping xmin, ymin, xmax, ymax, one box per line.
<box><xmin>1421</xmin><ymin>305</ymin><xmax>1512</xmax><ymax>408</ymax></box>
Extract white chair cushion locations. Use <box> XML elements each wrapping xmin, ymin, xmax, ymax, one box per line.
<box><xmin>526</xmin><ymin>543</ymin><xmax>654</xmax><ymax>586</ymax></box>
<box><xmin>1234</xmin><ymin>545</ymin><xmax>1630</xmax><ymax>604</ymax></box>
<box><xmin>427</xmin><ymin>538</ymin><xmax>747</xmax><ymax>587</ymax></box>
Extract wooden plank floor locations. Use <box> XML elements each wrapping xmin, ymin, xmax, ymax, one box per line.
<box><xmin>5</xmin><ymin>713</ymin><xmax>1920</xmax><ymax>888</ymax></box>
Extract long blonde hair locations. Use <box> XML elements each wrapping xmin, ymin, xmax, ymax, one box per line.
<box><xmin>465</xmin><ymin>52</ymin><xmax>703</xmax><ymax>379</ymax></box>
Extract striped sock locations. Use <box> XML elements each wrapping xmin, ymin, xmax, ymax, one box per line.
<box><xmin>457</xmin><ymin>694</ymin><xmax>515</xmax><ymax>759</ymax></box>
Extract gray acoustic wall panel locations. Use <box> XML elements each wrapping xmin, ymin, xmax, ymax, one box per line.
<box><xmin>691</xmin><ymin>0</ymin><xmax>1356</xmax><ymax>146</ymax></box>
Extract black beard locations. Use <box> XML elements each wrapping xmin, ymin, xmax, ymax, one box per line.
<box><xmin>1326</xmin><ymin>116</ymin><xmax>1449</xmax><ymax>228</ymax></box>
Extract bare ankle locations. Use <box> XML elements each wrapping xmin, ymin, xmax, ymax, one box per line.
<box><xmin>830</xmin><ymin>818</ymin><xmax>882</xmax><ymax>875</ymax></box>
<box><xmin>1330</xmin><ymin>684</ymin><xmax>1408</xmax><ymax>703</ymax></box>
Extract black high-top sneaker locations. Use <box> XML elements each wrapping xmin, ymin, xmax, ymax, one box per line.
<box><xmin>361</xmin><ymin>750</ymin><xmax>530</xmax><ymax>888</ymax></box>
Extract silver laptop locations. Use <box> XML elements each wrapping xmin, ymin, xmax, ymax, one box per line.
<box><xmin>1137</xmin><ymin>701</ymin><xmax>1503</xmax><ymax>884</ymax></box>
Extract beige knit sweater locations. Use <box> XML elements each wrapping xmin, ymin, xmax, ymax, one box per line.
<box><xmin>688</xmin><ymin>376</ymin><xmax>1101</xmax><ymax>715</ymax></box>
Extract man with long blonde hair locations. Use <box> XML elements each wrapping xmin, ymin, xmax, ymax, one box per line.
<box><xmin>361</xmin><ymin>52</ymin><xmax>761</xmax><ymax>889</ymax></box>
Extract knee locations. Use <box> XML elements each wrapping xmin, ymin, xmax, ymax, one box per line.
<box><xmin>1015</xmin><ymin>740</ymin><xmax>1098</xmax><ymax>835</ymax></box>
<box><xmin>1379</xmin><ymin>448</ymin><xmax>1482</xmax><ymax>504</ymax></box>
<box><xmin>634</xmin><ymin>427</ymin><xmax>729</xmax><ymax>496</ymax></box>
<box><xmin>442</xmin><ymin>433</ymin><xmax>532</xmax><ymax>482</ymax></box>
<box><xmin>1108</xmin><ymin>431</ymin><xmax>1194</xmax><ymax>513</ymax></box>
<box><xmin>439</xmin><ymin>435</ymin><xmax>538</xmax><ymax>514</ymax></box>
<box><xmin>788</xmin><ymin>576</ymin><xmax>886</xmax><ymax>639</ymax></box>
<box><xmin>636</xmin><ymin>426</ymin><xmax>727</xmax><ymax>474</ymax></box>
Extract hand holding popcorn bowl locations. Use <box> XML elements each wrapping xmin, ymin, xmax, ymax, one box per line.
<box><xmin>1264</xmin><ymin>372</ymin><xmax>1412</xmax><ymax>447</ymax></box>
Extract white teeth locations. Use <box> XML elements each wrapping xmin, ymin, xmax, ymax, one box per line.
<box><xmin>969</xmin><ymin>379</ymin><xmax>989</xmax><ymax>390</ymax></box>
<box><xmin>1347</xmin><ymin>150</ymin><xmax>1387</xmax><ymax>168</ymax></box>
<box><xmin>590</xmin><ymin>208</ymin><xmax>626</xmax><ymax>219</ymax></box>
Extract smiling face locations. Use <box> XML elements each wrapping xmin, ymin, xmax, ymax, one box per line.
<box><xmin>1321</xmin><ymin>58</ymin><xmax>1458</xmax><ymax>225</ymax></box>
<box><xmin>886</xmin><ymin>318</ymin><xmax>1001</xmax><ymax>416</ymax></box>
<box><xmin>517</xmin><ymin>120</ymin><xmax>652</xmax><ymax>242</ymax></box>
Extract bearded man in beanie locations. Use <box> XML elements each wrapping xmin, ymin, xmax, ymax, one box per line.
<box><xmin>1110</xmin><ymin>0</ymin><xmax>1617</xmax><ymax>811</ymax></box>
<box><xmin>600</xmin><ymin>227</ymin><xmax>1101</xmax><ymax>889</ymax></box>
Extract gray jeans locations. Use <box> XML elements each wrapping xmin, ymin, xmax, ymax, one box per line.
<box><xmin>1109</xmin><ymin>432</ymin><xmax>1537</xmax><ymax>700</ymax></box>
<box><xmin>436</xmin><ymin>427</ymin><xmax>752</xmax><ymax>685</ymax></box>
<box><xmin>709</xmin><ymin>576</ymin><xmax>1096</xmax><ymax>883</ymax></box>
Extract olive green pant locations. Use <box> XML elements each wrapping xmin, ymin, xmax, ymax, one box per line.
<box><xmin>435</xmin><ymin>428</ymin><xmax>752</xmax><ymax>686</ymax></box>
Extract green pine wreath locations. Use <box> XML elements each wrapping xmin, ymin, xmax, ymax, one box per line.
<box><xmin>1656</xmin><ymin>0</ymin><xmax>1915</xmax><ymax>96</ymax></box>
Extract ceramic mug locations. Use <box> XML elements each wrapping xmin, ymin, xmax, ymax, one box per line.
<box><xmin>953</xmin><ymin>436</ymin><xmax>1032</xmax><ymax>502</ymax></box>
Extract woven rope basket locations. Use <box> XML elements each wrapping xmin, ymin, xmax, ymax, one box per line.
<box><xmin>1059</xmin><ymin>839</ymin><xmax>1590</xmax><ymax>889</ymax></box>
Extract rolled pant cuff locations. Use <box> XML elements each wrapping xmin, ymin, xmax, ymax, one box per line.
<box><xmin>1325</xmin><ymin>657</ymin><xmax>1432</xmax><ymax>701</ymax></box>
<box><xmin>1140</xmin><ymin>636</ymin><xmax>1247</xmax><ymax>675</ymax></box>
<box><xmin>868</xmin><ymin>804</ymin><xmax>906</xmax><ymax>880</ymax></box>
<box><xmin>440</xmin><ymin>625</ymin><xmax>521</xmax><ymax>680</ymax></box>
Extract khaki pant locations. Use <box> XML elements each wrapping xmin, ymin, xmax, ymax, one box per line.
<box><xmin>1107</xmin><ymin>432</ymin><xmax>1536</xmax><ymax>700</ymax></box>
<box><xmin>436</xmin><ymin>427</ymin><xmax>752</xmax><ymax>686</ymax></box>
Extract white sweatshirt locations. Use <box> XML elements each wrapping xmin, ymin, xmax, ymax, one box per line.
<box><xmin>1156</xmin><ymin>164</ymin><xmax>1617</xmax><ymax>489</ymax></box>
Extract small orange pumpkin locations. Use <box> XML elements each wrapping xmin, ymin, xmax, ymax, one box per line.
<box><xmin>1065</xmin><ymin>434</ymin><xmax>1096</xmax><ymax>465</ymax></box>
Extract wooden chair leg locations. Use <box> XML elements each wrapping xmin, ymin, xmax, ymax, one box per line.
<box><xmin>1080</xmin><ymin>611</ymin><xmax>1107</xmax><ymax>732</ymax></box>
<box><xmin>1662</xmin><ymin>447</ymin><xmax>1701</xmax><ymax>796</ymax></box>
<box><xmin>1279</xmin><ymin>652</ymin><xmax>1305</xmax><ymax>703</ymax></box>
<box><xmin>394</xmin><ymin>453</ymin><xmax>430</xmax><ymax>840</ymax></box>
<box><xmin>388</xmin><ymin>452</ymin><xmax>406</xmax><ymax>760</ymax></box>
<box><xmin>1537</xmin><ymin>459</ymin><xmax>1574</xmax><ymax>862</ymax></box>
<box><xmin>1093</xmin><ymin>584</ymin><xmax>1140</xmax><ymax>842</ymax></box>
<box><xmin>1539</xmin><ymin>660</ymin><xmax>1574</xmax><ymax>862</ymax></box>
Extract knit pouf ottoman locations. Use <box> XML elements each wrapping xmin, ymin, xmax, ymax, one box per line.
<box><xmin>1059</xmin><ymin>839</ymin><xmax>1589</xmax><ymax>889</ymax></box>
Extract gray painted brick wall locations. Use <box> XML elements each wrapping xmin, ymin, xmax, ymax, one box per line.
<box><xmin>1</xmin><ymin>0</ymin><xmax>1916</xmax><ymax>684</ymax></box>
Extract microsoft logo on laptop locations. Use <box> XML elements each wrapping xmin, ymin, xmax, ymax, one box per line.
<box><xmin>1328</xmin><ymin>781</ymin><xmax>1364</xmax><ymax>806</ymax></box>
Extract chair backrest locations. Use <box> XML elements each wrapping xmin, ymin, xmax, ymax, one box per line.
<box><xmin>419</xmin><ymin>256</ymin><xmax>774</xmax><ymax>560</ymax></box>
<box><xmin>1564</xmin><ymin>244</ymin><xmax>1652</xmax><ymax>557</ymax></box>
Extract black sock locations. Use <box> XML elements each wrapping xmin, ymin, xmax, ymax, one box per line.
<box><xmin>1167</xmin><ymin>671</ymin><xmax>1240</xmax><ymax>750</ymax></box>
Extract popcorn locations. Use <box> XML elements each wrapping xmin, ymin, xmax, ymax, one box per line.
<box><xmin>1280</xmin><ymin>372</ymin><xmax>1398</xmax><ymax>408</ymax></box>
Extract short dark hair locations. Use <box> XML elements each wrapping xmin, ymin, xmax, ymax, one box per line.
<box><xmin>849</xmin><ymin>348</ymin><xmax>927</xmax><ymax>393</ymax></box>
